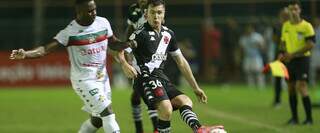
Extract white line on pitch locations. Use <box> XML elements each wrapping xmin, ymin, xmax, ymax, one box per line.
<box><xmin>199</xmin><ymin>105</ymin><xmax>288</xmax><ymax>133</ymax></box>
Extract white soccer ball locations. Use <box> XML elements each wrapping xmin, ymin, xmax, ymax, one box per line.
<box><xmin>210</xmin><ymin>128</ymin><xmax>227</xmax><ymax>133</ymax></box>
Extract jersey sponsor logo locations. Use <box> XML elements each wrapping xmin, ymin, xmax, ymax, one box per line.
<box><xmin>80</xmin><ymin>45</ymin><xmax>106</xmax><ymax>56</ymax></box>
<box><xmin>151</xmin><ymin>53</ymin><xmax>167</xmax><ymax>62</ymax></box>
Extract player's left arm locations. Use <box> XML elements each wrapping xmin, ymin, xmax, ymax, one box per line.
<box><xmin>171</xmin><ymin>53</ymin><xmax>207</xmax><ymax>104</ymax></box>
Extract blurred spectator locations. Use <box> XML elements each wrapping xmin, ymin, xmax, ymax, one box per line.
<box><xmin>271</xmin><ymin>7</ymin><xmax>289</xmax><ymax>107</ymax></box>
<box><xmin>201</xmin><ymin>18</ymin><xmax>221</xmax><ymax>81</ymax></box>
<box><xmin>239</xmin><ymin>24</ymin><xmax>266</xmax><ymax>89</ymax></box>
<box><xmin>310</xmin><ymin>17</ymin><xmax>320</xmax><ymax>87</ymax></box>
<box><xmin>222</xmin><ymin>17</ymin><xmax>240</xmax><ymax>82</ymax></box>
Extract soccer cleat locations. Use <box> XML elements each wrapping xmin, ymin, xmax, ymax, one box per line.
<box><xmin>154</xmin><ymin>130</ymin><xmax>159</xmax><ymax>133</ymax></box>
<box><xmin>196</xmin><ymin>125</ymin><xmax>226</xmax><ymax>133</ymax></box>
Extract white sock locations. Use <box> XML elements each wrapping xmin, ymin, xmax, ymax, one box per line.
<box><xmin>78</xmin><ymin>119</ymin><xmax>98</xmax><ymax>133</ymax></box>
<box><xmin>101</xmin><ymin>114</ymin><xmax>120</xmax><ymax>133</ymax></box>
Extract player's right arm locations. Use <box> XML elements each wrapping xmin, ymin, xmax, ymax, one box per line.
<box><xmin>9</xmin><ymin>40</ymin><xmax>61</xmax><ymax>60</ymax></box>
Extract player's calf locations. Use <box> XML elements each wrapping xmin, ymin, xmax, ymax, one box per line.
<box><xmin>100</xmin><ymin>105</ymin><xmax>120</xmax><ymax>133</ymax></box>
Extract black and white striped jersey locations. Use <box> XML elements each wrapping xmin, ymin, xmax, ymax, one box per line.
<box><xmin>129</xmin><ymin>22</ymin><xmax>182</xmax><ymax>80</ymax></box>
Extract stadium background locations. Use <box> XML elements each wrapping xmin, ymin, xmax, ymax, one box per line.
<box><xmin>1</xmin><ymin>0</ymin><xmax>320</xmax><ymax>133</ymax></box>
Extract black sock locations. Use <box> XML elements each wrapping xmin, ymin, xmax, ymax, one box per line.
<box><xmin>157</xmin><ymin>119</ymin><xmax>171</xmax><ymax>133</ymax></box>
<box><xmin>132</xmin><ymin>105</ymin><xmax>143</xmax><ymax>133</ymax></box>
<box><xmin>302</xmin><ymin>96</ymin><xmax>313</xmax><ymax>121</ymax></box>
<box><xmin>148</xmin><ymin>109</ymin><xmax>158</xmax><ymax>131</ymax></box>
<box><xmin>179</xmin><ymin>105</ymin><xmax>202</xmax><ymax>131</ymax></box>
<box><xmin>289</xmin><ymin>94</ymin><xmax>298</xmax><ymax>120</ymax></box>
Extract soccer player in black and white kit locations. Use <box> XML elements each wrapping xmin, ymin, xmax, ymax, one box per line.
<box><xmin>127</xmin><ymin>0</ymin><xmax>225</xmax><ymax>132</ymax></box>
<box><xmin>126</xmin><ymin>0</ymin><xmax>159</xmax><ymax>133</ymax></box>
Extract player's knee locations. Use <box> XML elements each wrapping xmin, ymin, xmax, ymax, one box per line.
<box><xmin>171</xmin><ymin>95</ymin><xmax>193</xmax><ymax>109</ymax></box>
<box><xmin>100</xmin><ymin>104</ymin><xmax>114</xmax><ymax>117</ymax></box>
<box><xmin>157</xmin><ymin>100</ymin><xmax>172</xmax><ymax>120</ymax></box>
<box><xmin>90</xmin><ymin>116</ymin><xmax>102</xmax><ymax>128</ymax></box>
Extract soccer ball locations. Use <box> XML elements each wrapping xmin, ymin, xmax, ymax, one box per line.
<box><xmin>210</xmin><ymin>128</ymin><xmax>227</xmax><ymax>133</ymax></box>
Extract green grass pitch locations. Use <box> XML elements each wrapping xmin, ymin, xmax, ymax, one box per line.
<box><xmin>0</xmin><ymin>84</ymin><xmax>319</xmax><ymax>133</ymax></box>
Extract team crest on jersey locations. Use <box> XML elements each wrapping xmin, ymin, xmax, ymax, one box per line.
<box><xmin>88</xmin><ymin>35</ymin><xmax>96</xmax><ymax>43</ymax></box>
<box><xmin>150</xmin><ymin>36</ymin><xmax>156</xmax><ymax>41</ymax></box>
<box><xmin>164</xmin><ymin>36</ymin><xmax>169</xmax><ymax>44</ymax></box>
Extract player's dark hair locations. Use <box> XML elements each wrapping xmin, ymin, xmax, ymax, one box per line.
<box><xmin>288</xmin><ymin>0</ymin><xmax>301</xmax><ymax>7</ymax></box>
<box><xmin>75</xmin><ymin>0</ymin><xmax>93</xmax><ymax>5</ymax></box>
<box><xmin>147</xmin><ymin>0</ymin><xmax>165</xmax><ymax>7</ymax></box>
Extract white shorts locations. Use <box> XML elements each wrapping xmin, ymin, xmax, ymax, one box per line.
<box><xmin>71</xmin><ymin>79</ymin><xmax>112</xmax><ymax>117</ymax></box>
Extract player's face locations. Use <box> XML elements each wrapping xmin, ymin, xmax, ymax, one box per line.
<box><xmin>146</xmin><ymin>4</ymin><xmax>165</xmax><ymax>30</ymax></box>
<box><xmin>288</xmin><ymin>4</ymin><xmax>301</xmax><ymax>19</ymax></box>
<box><xmin>138</xmin><ymin>0</ymin><xmax>148</xmax><ymax>9</ymax></box>
<box><xmin>76</xmin><ymin>0</ymin><xmax>97</xmax><ymax>25</ymax></box>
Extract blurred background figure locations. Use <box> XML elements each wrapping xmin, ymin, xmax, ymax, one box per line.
<box><xmin>222</xmin><ymin>17</ymin><xmax>240</xmax><ymax>82</ymax></box>
<box><xmin>271</xmin><ymin>7</ymin><xmax>290</xmax><ymax>108</ymax></box>
<box><xmin>239</xmin><ymin>24</ymin><xmax>266</xmax><ymax>89</ymax></box>
<box><xmin>201</xmin><ymin>18</ymin><xmax>221</xmax><ymax>82</ymax></box>
<box><xmin>310</xmin><ymin>17</ymin><xmax>320</xmax><ymax>87</ymax></box>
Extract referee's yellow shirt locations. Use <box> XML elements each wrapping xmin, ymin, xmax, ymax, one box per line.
<box><xmin>281</xmin><ymin>20</ymin><xmax>315</xmax><ymax>56</ymax></box>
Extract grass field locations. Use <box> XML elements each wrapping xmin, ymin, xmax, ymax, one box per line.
<box><xmin>0</xmin><ymin>84</ymin><xmax>320</xmax><ymax>133</ymax></box>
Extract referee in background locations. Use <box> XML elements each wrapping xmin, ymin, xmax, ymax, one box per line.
<box><xmin>279</xmin><ymin>0</ymin><xmax>315</xmax><ymax>125</ymax></box>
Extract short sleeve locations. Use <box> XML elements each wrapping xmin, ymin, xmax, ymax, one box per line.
<box><xmin>305</xmin><ymin>23</ymin><xmax>315</xmax><ymax>37</ymax></box>
<box><xmin>105</xmin><ymin>19</ymin><xmax>114</xmax><ymax>37</ymax></box>
<box><xmin>54</xmin><ymin>28</ymin><xmax>69</xmax><ymax>46</ymax></box>
<box><xmin>168</xmin><ymin>32</ymin><xmax>178</xmax><ymax>52</ymax></box>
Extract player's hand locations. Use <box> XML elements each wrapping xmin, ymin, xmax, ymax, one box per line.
<box><xmin>121</xmin><ymin>63</ymin><xmax>137</xmax><ymax>79</ymax></box>
<box><xmin>10</xmin><ymin>49</ymin><xmax>26</xmax><ymax>60</ymax></box>
<box><xmin>194</xmin><ymin>88</ymin><xmax>207</xmax><ymax>104</ymax></box>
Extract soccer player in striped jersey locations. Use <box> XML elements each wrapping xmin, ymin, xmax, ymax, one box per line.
<box><xmin>9</xmin><ymin>0</ymin><xmax>137</xmax><ymax>133</ymax></box>
<box><xmin>127</xmin><ymin>0</ymin><xmax>225</xmax><ymax>132</ymax></box>
<box><xmin>126</xmin><ymin>0</ymin><xmax>159</xmax><ymax>133</ymax></box>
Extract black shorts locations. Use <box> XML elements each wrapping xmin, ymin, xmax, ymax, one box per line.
<box><xmin>133</xmin><ymin>76</ymin><xmax>183</xmax><ymax>107</ymax></box>
<box><xmin>285</xmin><ymin>57</ymin><xmax>310</xmax><ymax>82</ymax></box>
